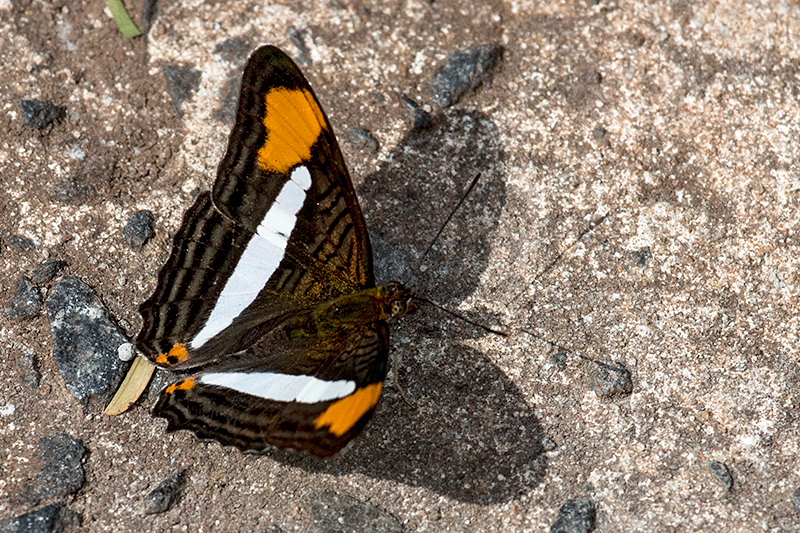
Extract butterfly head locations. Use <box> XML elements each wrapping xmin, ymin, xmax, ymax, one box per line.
<box><xmin>386</xmin><ymin>281</ymin><xmax>417</xmax><ymax>318</ymax></box>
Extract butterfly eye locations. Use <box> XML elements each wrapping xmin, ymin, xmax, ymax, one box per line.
<box><xmin>390</xmin><ymin>300</ymin><xmax>406</xmax><ymax>317</ymax></box>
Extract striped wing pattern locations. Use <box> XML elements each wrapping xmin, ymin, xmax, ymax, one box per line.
<box><xmin>154</xmin><ymin>323</ymin><xmax>389</xmax><ymax>457</ymax></box>
<box><xmin>136</xmin><ymin>46</ymin><xmax>391</xmax><ymax>456</ymax></box>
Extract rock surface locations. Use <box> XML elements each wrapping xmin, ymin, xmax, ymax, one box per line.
<box><xmin>0</xmin><ymin>1</ymin><xmax>798</xmax><ymax>531</ymax></box>
<box><xmin>45</xmin><ymin>276</ymin><xmax>129</xmax><ymax>404</ymax></box>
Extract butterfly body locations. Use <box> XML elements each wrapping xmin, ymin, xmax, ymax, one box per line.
<box><xmin>136</xmin><ymin>46</ymin><xmax>414</xmax><ymax>457</ymax></box>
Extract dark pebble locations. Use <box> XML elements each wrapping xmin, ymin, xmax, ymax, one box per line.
<box><xmin>792</xmin><ymin>485</ymin><xmax>800</xmax><ymax>512</ymax></box>
<box><xmin>17</xmin><ymin>352</ymin><xmax>41</xmax><ymax>389</ymax></box>
<box><xmin>582</xmin><ymin>71</ymin><xmax>602</xmax><ymax>85</ymax></box>
<box><xmin>304</xmin><ymin>491</ymin><xmax>402</xmax><ymax>533</ymax></box>
<box><xmin>541</xmin><ymin>438</ymin><xmax>558</xmax><ymax>452</ymax></box>
<box><xmin>709</xmin><ymin>460</ymin><xmax>733</xmax><ymax>491</ymax></box>
<box><xmin>591</xmin><ymin>361</ymin><xmax>633</xmax><ymax>398</ymax></box>
<box><xmin>213</xmin><ymin>75</ymin><xmax>242</xmax><ymax>124</ymax></box>
<box><xmin>19</xmin><ymin>99</ymin><xmax>66</xmax><ymax>129</ymax></box>
<box><xmin>344</xmin><ymin>128</ymin><xmax>379</xmax><ymax>153</ymax></box>
<box><xmin>592</xmin><ymin>127</ymin><xmax>606</xmax><ymax>140</ymax></box>
<box><xmin>633</xmin><ymin>247</ymin><xmax>652</xmax><ymax>266</ymax></box>
<box><xmin>162</xmin><ymin>64</ymin><xmax>201</xmax><ymax>118</ymax></box>
<box><xmin>45</xmin><ymin>276</ymin><xmax>129</xmax><ymax>404</ymax></box>
<box><xmin>143</xmin><ymin>469</ymin><xmax>187</xmax><ymax>514</ymax></box>
<box><xmin>0</xmin><ymin>504</ymin><xmax>80</xmax><ymax>533</ymax></box>
<box><xmin>8</xmin><ymin>235</ymin><xmax>35</xmax><ymax>252</ymax></box>
<box><xmin>211</xmin><ymin>40</ymin><xmax>251</xmax><ymax>123</ymax></box>
<box><xmin>212</xmin><ymin>37</ymin><xmax>251</xmax><ymax>62</ymax></box>
<box><xmin>122</xmin><ymin>210</ymin><xmax>155</xmax><ymax>250</ymax></box>
<box><xmin>399</xmin><ymin>93</ymin><xmax>431</xmax><ymax>130</ymax></box>
<box><xmin>6</xmin><ymin>277</ymin><xmax>43</xmax><ymax>319</ymax></box>
<box><xmin>49</xmin><ymin>175</ymin><xmax>91</xmax><ymax>203</ymax></box>
<box><xmin>26</xmin><ymin>434</ymin><xmax>86</xmax><ymax>502</ymax></box>
<box><xmin>426</xmin><ymin>44</ymin><xmax>504</xmax><ymax>110</ymax></box>
<box><xmin>550</xmin><ymin>499</ymin><xmax>596</xmax><ymax>533</ymax></box>
<box><xmin>30</xmin><ymin>259</ymin><xmax>67</xmax><ymax>285</ymax></box>
<box><xmin>288</xmin><ymin>26</ymin><xmax>311</xmax><ymax>66</ymax></box>
<box><xmin>552</xmin><ymin>350</ymin><xmax>568</xmax><ymax>371</ymax></box>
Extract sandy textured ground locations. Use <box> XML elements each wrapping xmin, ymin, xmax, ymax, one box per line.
<box><xmin>2</xmin><ymin>0</ymin><xmax>800</xmax><ymax>531</ymax></box>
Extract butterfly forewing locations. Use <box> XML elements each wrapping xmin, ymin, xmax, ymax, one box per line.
<box><xmin>137</xmin><ymin>46</ymin><xmax>373</xmax><ymax>365</ymax></box>
<box><xmin>136</xmin><ymin>46</ymin><xmax>394</xmax><ymax>456</ymax></box>
<box><xmin>214</xmin><ymin>45</ymin><xmax>372</xmax><ymax>290</ymax></box>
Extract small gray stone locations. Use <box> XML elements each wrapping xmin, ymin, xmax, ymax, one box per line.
<box><xmin>709</xmin><ymin>460</ymin><xmax>733</xmax><ymax>491</ymax></box>
<box><xmin>212</xmin><ymin>37</ymin><xmax>251</xmax><ymax>62</ymax></box>
<box><xmin>399</xmin><ymin>93</ymin><xmax>431</xmax><ymax>130</ymax></box>
<box><xmin>144</xmin><ymin>469</ymin><xmax>187</xmax><ymax>515</ymax></box>
<box><xmin>304</xmin><ymin>491</ymin><xmax>402</xmax><ymax>533</ymax></box>
<box><xmin>17</xmin><ymin>353</ymin><xmax>41</xmax><ymax>389</ymax></box>
<box><xmin>162</xmin><ymin>64</ymin><xmax>201</xmax><ymax>118</ymax></box>
<box><xmin>344</xmin><ymin>128</ymin><xmax>379</xmax><ymax>153</ymax></box>
<box><xmin>19</xmin><ymin>99</ymin><xmax>66</xmax><ymax>129</ymax></box>
<box><xmin>633</xmin><ymin>247</ymin><xmax>652</xmax><ymax>267</ymax></box>
<box><xmin>49</xmin><ymin>174</ymin><xmax>91</xmax><ymax>203</ymax></box>
<box><xmin>45</xmin><ymin>276</ymin><xmax>129</xmax><ymax>404</ymax></box>
<box><xmin>287</xmin><ymin>26</ymin><xmax>311</xmax><ymax>66</ymax></box>
<box><xmin>792</xmin><ymin>485</ymin><xmax>800</xmax><ymax>512</ymax></box>
<box><xmin>30</xmin><ymin>260</ymin><xmax>67</xmax><ymax>285</ymax></box>
<box><xmin>8</xmin><ymin>235</ymin><xmax>35</xmax><ymax>252</ymax></box>
<box><xmin>550</xmin><ymin>499</ymin><xmax>596</xmax><ymax>533</ymax></box>
<box><xmin>122</xmin><ymin>210</ymin><xmax>155</xmax><ymax>250</ymax></box>
<box><xmin>552</xmin><ymin>350</ymin><xmax>568</xmax><ymax>371</ymax></box>
<box><xmin>426</xmin><ymin>44</ymin><xmax>504</xmax><ymax>110</ymax></box>
<box><xmin>26</xmin><ymin>434</ymin><xmax>85</xmax><ymax>502</ymax></box>
<box><xmin>0</xmin><ymin>504</ymin><xmax>79</xmax><ymax>533</ymax></box>
<box><xmin>213</xmin><ymin>74</ymin><xmax>242</xmax><ymax>124</ymax></box>
<box><xmin>582</xmin><ymin>71</ymin><xmax>602</xmax><ymax>85</ymax></box>
<box><xmin>591</xmin><ymin>361</ymin><xmax>633</xmax><ymax>398</ymax></box>
<box><xmin>6</xmin><ymin>277</ymin><xmax>43</xmax><ymax>319</ymax></box>
<box><xmin>541</xmin><ymin>438</ymin><xmax>558</xmax><ymax>452</ymax></box>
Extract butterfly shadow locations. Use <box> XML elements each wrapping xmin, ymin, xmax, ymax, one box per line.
<box><xmin>267</xmin><ymin>110</ymin><xmax>547</xmax><ymax>505</ymax></box>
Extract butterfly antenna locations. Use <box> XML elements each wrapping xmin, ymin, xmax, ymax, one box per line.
<box><xmin>505</xmin><ymin>212</ymin><xmax>609</xmax><ymax>307</ymax></box>
<box><xmin>414</xmin><ymin>295</ymin><xmax>508</xmax><ymax>337</ymax></box>
<box><xmin>519</xmin><ymin>327</ymin><xmax>570</xmax><ymax>352</ymax></box>
<box><xmin>418</xmin><ymin>172</ymin><xmax>482</xmax><ymax>266</ymax></box>
<box><xmin>409</xmin><ymin>172</ymin><xmax>506</xmax><ymax>337</ymax></box>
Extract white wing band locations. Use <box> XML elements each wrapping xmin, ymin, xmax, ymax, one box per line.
<box><xmin>190</xmin><ymin>166</ymin><xmax>313</xmax><ymax>349</ymax></box>
<box><xmin>199</xmin><ymin>372</ymin><xmax>356</xmax><ymax>404</ymax></box>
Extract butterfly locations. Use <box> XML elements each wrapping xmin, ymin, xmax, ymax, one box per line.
<box><xmin>135</xmin><ymin>45</ymin><xmax>416</xmax><ymax>458</ymax></box>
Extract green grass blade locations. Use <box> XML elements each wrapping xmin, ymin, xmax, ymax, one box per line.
<box><xmin>107</xmin><ymin>0</ymin><xmax>142</xmax><ymax>38</ymax></box>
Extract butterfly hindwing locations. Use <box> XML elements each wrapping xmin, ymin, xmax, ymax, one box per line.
<box><xmin>154</xmin><ymin>322</ymin><xmax>389</xmax><ymax>457</ymax></box>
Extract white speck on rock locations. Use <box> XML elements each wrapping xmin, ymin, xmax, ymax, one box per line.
<box><xmin>118</xmin><ymin>343</ymin><xmax>134</xmax><ymax>362</ymax></box>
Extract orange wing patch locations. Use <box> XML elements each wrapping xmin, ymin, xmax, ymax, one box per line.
<box><xmin>258</xmin><ymin>88</ymin><xmax>326</xmax><ymax>174</ymax></box>
<box><xmin>314</xmin><ymin>382</ymin><xmax>383</xmax><ymax>437</ymax></box>
<box><xmin>155</xmin><ymin>343</ymin><xmax>189</xmax><ymax>366</ymax></box>
<box><xmin>165</xmin><ymin>377</ymin><xmax>196</xmax><ymax>395</ymax></box>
